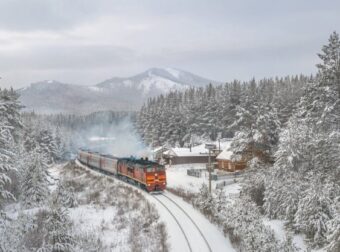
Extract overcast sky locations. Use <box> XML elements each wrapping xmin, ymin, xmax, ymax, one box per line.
<box><xmin>0</xmin><ymin>0</ymin><xmax>339</xmax><ymax>88</ymax></box>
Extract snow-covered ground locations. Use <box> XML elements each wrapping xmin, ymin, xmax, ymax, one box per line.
<box><xmin>166</xmin><ymin>163</ymin><xmax>241</xmax><ymax>196</ymax></box>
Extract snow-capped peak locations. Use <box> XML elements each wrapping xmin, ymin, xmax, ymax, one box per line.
<box><xmin>165</xmin><ymin>68</ymin><xmax>181</xmax><ymax>79</ymax></box>
<box><xmin>18</xmin><ymin>68</ymin><xmax>220</xmax><ymax>114</ymax></box>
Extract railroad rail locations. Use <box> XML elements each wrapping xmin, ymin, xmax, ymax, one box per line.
<box><xmin>152</xmin><ymin>194</ymin><xmax>193</xmax><ymax>252</ymax></box>
<box><xmin>152</xmin><ymin>193</ymin><xmax>212</xmax><ymax>252</ymax></box>
<box><xmin>159</xmin><ymin>193</ymin><xmax>212</xmax><ymax>252</ymax></box>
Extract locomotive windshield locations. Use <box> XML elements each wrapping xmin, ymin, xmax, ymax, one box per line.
<box><xmin>146</xmin><ymin>165</ymin><xmax>154</xmax><ymax>172</ymax></box>
<box><xmin>145</xmin><ymin>164</ymin><xmax>165</xmax><ymax>172</ymax></box>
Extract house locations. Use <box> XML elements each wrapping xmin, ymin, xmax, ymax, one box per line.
<box><xmin>162</xmin><ymin>144</ymin><xmax>215</xmax><ymax>165</ymax></box>
<box><xmin>152</xmin><ymin>146</ymin><xmax>169</xmax><ymax>162</ymax></box>
<box><xmin>216</xmin><ymin>144</ymin><xmax>247</xmax><ymax>172</ymax></box>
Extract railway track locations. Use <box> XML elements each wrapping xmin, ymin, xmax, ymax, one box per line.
<box><xmin>152</xmin><ymin>194</ymin><xmax>193</xmax><ymax>252</ymax></box>
<box><xmin>152</xmin><ymin>193</ymin><xmax>212</xmax><ymax>252</ymax></box>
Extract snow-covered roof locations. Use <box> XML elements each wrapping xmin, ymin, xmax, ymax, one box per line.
<box><xmin>216</xmin><ymin>141</ymin><xmax>233</xmax><ymax>160</ymax></box>
<box><xmin>216</xmin><ymin>149</ymin><xmax>233</xmax><ymax>160</ymax></box>
<box><xmin>152</xmin><ymin>146</ymin><xmax>166</xmax><ymax>153</ymax></box>
<box><xmin>163</xmin><ymin>139</ymin><xmax>234</xmax><ymax>158</ymax></box>
<box><xmin>165</xmin><ymin>144</ymin><xmax>209</xmax><ymax>157</ymax></box>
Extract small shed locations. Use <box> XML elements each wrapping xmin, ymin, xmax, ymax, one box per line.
<box><xmin>152</xmin><ymin>146</ymin><xmax>169</xmax><ymax>162</ymax></box>
<box><xmin>216</xmin><ymin>146</ymin><xmax>247</xmax><ymax>172</ymax></box>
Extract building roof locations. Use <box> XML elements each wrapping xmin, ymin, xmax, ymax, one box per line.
<box><xmin>216</xmin><ymin>141</ymin><xmax>233</xmax><ymax>160</ymax></box>
<box><xmin>164</xmin><ymin>144</ymin><xmax>209</xmax><ymax>157</ymax></box>
<box><xmin>216</xmin><ymin>149</ymin><xmax>233</xmax><ymax>160</ymax></box>
<box><xmin>162</xmin><ymin>139</ymin><xmax>234</xmax><ymax>158</ymax></box>
<box><xmin>152</xmin><ymin>146</ymin><xmax>168</xmax><ymax>153</ymax></box>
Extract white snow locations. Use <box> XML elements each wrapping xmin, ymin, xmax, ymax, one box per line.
<box><xmin>166</xmin><ymin>163</ymin><xmax>241</xmax><ymax>195</ymax></box>
<box><xmin>87</xmin><ymin>86</ymin><xmax>104</xmax><ymax>92</ymax></box>
<box><xmin>165</xmin><ymin>68</ymin><xmax>181</xmax><ymax>79</ymax></box>
<box><xmin>69</xmin><ymin>205</ymin><xmax>124</xmax><ymax>248</ymax></box>
<box><xmin>165</xmin><ymin>144</ymin><xmax>209</xmax><ymax>157</ymax></box>
<box><xmin>163</xmin><ymin>140</ymin><xmax>233</xmax><ymax>158</ymax></box>
<box><xmin>138</xmin><ymin>75</ymin><xmax>187</xmax><ymax>95</ymax></box>
<box><xmin>123</xmin><ymin>79</ymin><xmax>133</xmax><ymax>87</ymax></box>
<box><xmin>216</xmin><ymin>148</ymin><xmax>233</xmax><ymax>160</ymax></box>
<box><xmin>263</xmin><ymin>219</ymin><xmax>286</xmax><ymax>241</ymax></box>
<box><xmin>263</xmin><ymin>218</ymin><xmax>325</xmax><ymax>252</ymax></box>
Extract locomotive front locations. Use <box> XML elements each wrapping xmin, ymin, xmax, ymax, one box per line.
<box><xmin>145</xmin><ymin>162</ymin><xmax>166</xmax><ymax>192</ymax></box>
<box><xmin>117</xmin><ymin>158</ymin><xmax>167</xmax><ymax>192</ymax></box>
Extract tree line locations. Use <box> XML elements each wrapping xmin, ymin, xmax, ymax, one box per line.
<box><xmin>137</xmin><ymin>32</ymin><xmax>340</xmax><ymax>251</ymax></box>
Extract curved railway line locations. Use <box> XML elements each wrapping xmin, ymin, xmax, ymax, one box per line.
<box><xmin>152</xmin><ymin>193</ymin><xmax>213</xmax><ymax>252</ymax></box>
<box><xmin>151</xmin><ymin>194</ymin><xmax>193</xmax><ymax>252</ymax></box>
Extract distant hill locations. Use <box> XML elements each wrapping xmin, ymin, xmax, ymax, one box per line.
<box><xmin>18</xmin><ymin>68</ymin><xmax>220</xmax><ymax>114</ymax></box>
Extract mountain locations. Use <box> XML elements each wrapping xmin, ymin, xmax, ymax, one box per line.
<box><xmin>18</xmin><ymin>68</ymin><xmax>220</xmax><ymax>114</ymax></box>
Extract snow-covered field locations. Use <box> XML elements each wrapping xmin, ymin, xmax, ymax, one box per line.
<box><xmin>166</xmin><ymin>163</ymin><xmax>241</xmax><ymax>197</ymax></box>
<box><xmin>50</xmin><ymin>161</ymin><xmax>169</xmax><ymax>251</ymax></box>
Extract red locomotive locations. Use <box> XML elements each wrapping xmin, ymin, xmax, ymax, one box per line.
<box><xmin>78</xmin><ymin>149</ymin><xmax>166</xmax><ymax>192</ymax></box>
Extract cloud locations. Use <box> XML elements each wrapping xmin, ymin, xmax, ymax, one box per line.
<box><xmin>0</xmin><ymin>44</ymin><xmax>135</xmax><ymax>71</ymax></box>
<box><xmin>0</xmin><ymin>0</ymin><xmax>339</xmax><ymax>88</ymax></box>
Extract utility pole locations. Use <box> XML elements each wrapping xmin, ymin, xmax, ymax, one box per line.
<box><xmin>205</xmin><ymin>143</ymin><xmax>216</xmax><ymax>193</ymax></box>
<box><xmin>208</xmin><ymin>148</ymin><xmax>211</xmax><ymax>193</ymax></box>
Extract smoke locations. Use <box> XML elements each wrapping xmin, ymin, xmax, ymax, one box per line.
<box><xmin>72</xmin><ymin>116</ymin><xmax>151</xmax><ymax>158</ymax></box>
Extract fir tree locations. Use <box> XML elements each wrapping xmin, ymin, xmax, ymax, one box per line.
<box><xmin>21</xmin><ymin>149</ymin><xmax>49</xmax><ymax>208</ymax></box>
<box><xmin>39</xmin><ymin>187</ymin><xmax>75</xmax><ymax>252</ymax></box>
<box><xmin>0</xmin><ymin>121</ymin><xmax>15</xmax><ymax>208</ymax></box>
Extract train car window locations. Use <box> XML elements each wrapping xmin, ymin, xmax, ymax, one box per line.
<box><xmin>127</xmin><ymin>166</ymin><xmax>134</xmax><ymax>173</ymax></box>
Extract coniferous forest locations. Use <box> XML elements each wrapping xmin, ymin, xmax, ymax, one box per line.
<box><xmin>137</xmin><ymin>32</ymin><xmax>340</xmax><ymax>251</ymax></box>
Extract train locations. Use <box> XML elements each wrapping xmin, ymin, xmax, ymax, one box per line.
<box><xmin>77</xmin><ymin>149</ymin><xmax>167</xmax><ymax>192</ymax></box>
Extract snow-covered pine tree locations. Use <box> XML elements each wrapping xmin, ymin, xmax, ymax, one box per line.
<box><xmin>0</xmin><ymin>121</ymin><xmax>16</xmax><ymax>209</ymax></box>
<box><xmin>54</xmin><ymin>127</ymin><xmax>66</xmax><ymax>162</ymax></box>
<box><xmin>21</xmin><ymin>149</ymin><xmax>49</xmax><ymax>208</ymax></box>
<box><xmin>230</xmin><ymin>97</ymin><xmax>280</xmax><ymax>165</ymax></box>
<box><xmin>193</xmin><ymin>184</ymin><xmax>215</xmax><ymax>217</ymax></box>
<box><xmin>57</xmin><ymin>181</ymin><xmax>78</xmax><ymax>208</ymax></box>
<box><xmin>0</xmin><ymin>88</ymin><xmax>23</xmax><ymax>142</ymax></box>
<box><xmin>39</xmin><ymin>187</ymin><xmax>75</xmax><ymax>252</ymax></box>
<box><xmin>325</xmin><ymin>200</ymin><xmax>340</xmax><ymax>252</ymax></box>
<box><xmin>37</xmin><ymin>129</ymin><xmax>58</xmax><ymax>164</ymax></box>
<box><xmin>294</xmin><ymin>179</ymin><xmax>335</xmax><ymax>247</ymax></box>
<box><xmin>264</xmin><ymin>31</ymin><xmax>340</xmax><ymax>247</ymax></box>
<box><xmin>23</xmin><ymin>125</ymin><xmax>38</xmax><ymax>153</ymax></box>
